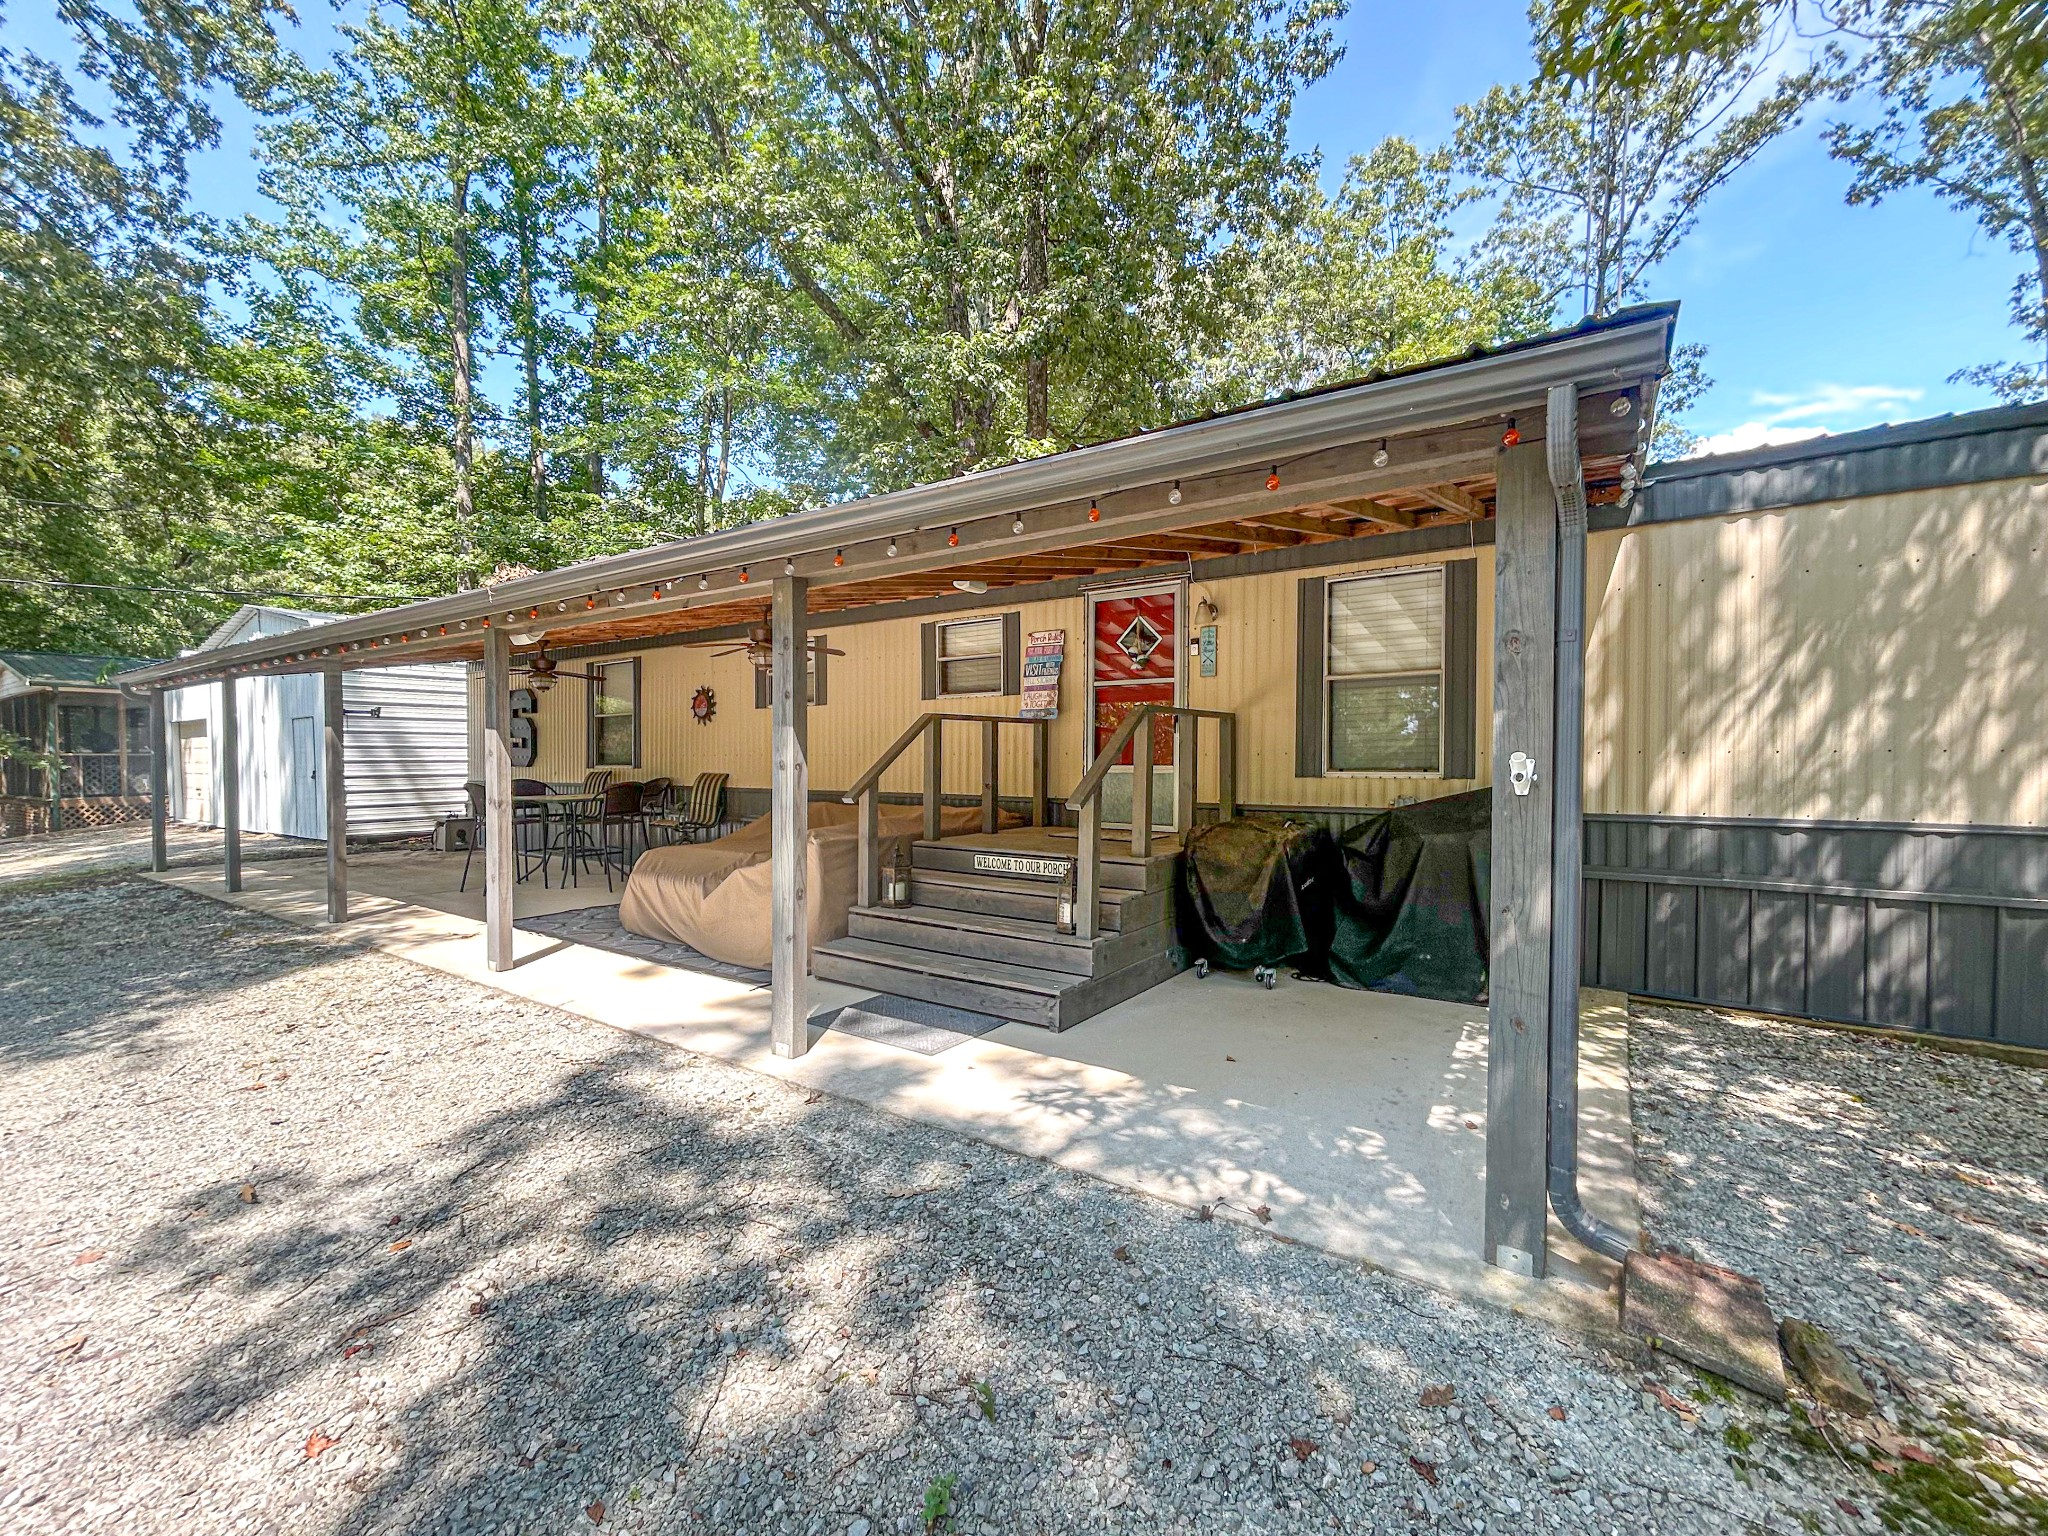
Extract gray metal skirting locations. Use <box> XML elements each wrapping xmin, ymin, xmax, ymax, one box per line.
<box><xmin>1581</xmin><ymin>815</ymin><xmax>2048</xmax><ymax>1049</ymax></box>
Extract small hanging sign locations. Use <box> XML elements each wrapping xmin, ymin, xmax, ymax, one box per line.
<box><xmin>1198</xmin><ymin>624</ymin><xmax>1217</xmax><ymax>678</ymax></box>
<box><xmin>1019</xmin><ymin>628</ymin><xmax>1065</xmax><ymax>719</ymax></box>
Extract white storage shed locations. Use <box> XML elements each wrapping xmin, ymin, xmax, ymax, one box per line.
<box><xmin>165</xmin><ymin>606</ymin><xmax>470</xmax><ymax>840</ymax></box>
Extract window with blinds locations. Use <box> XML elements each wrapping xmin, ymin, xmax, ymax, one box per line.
<box><xmin>1325</xmin><ymin>567</ymin><xmax>1445</xmax><ymax>773</ymax></box>
<box><xmin>935</xmin><ymin>616</ymin><xmax>1005</xmax><ymax>696</ymax></box>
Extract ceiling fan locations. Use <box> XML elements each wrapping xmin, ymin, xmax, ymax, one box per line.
<box><xmin>680</xmin><ymin>624</ymin><xmax>846</xmax><ymax>670</ymax></box>
<box><xmin>512</xmin><ymin>651</ymin><xmax>602</xmax><ymax>692</ymax></box>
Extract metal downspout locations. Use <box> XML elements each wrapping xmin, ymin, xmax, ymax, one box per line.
<box><xmin>1545</xmin><ymin>383</ymin><xmax>1634</xmax><ymax>1264</ymax></box>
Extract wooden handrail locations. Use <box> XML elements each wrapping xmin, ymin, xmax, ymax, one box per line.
<box><xmin>1064</xmin><ymin>705</ymin><xmax>1237</xmax><ymax>810</ymax></box>
<box><xmin>842</xmin><ymin>710</ymin><xmax>1052</xmax><ymax>909</ymax></box>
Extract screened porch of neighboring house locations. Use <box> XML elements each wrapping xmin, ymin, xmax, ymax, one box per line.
<box><xmin>0</xmin><ymin>652</ymin><xmax>157</xmax><ymax>837</ymax></box>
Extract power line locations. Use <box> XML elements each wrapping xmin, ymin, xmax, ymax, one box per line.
<box><xmin>0</xmin><ymin>575</ymin><xmax>426</xmax><ymax>605</ymax></box>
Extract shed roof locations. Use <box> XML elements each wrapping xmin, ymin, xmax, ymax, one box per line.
<box><xmin>0</xmin><ymin>651</ymin><xmax>155</xmax><ymax>689</ymax></box>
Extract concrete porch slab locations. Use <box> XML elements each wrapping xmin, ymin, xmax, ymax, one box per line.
<box><xmin>147</xmin><ymin>847</ymin><xmax>1637</xmax><ymax>1333</ymax></box>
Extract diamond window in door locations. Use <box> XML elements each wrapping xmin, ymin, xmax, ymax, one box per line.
<box><xmin>1116</xmin><ymin>614</ymin><xmax>1164</xmax><ymax>666</ymax></box>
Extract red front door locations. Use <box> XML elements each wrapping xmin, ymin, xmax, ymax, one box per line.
<box><xmin>1088</xmin><ymin>585</ymin><xmax>1180</xmax><ymax>829</ymax></box>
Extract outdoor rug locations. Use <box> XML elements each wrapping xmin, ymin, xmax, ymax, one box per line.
<box><xmin>515</xmin><ymin>905</ymin><xmax>770</xmax><ymax>987</ymax></box>
<box><xmin>815</xmin><ymin>994</ymin><xmax>1009</xmax><ymax>1056</ymax></box>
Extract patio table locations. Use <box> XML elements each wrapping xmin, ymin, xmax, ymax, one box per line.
<box><xmin>514</xmin><ymin>792</ymin><xmax>603</xmax><ymax>885</ymax></box>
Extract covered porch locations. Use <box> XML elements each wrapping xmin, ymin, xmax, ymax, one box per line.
<box><xmin>117</xmin><ymin>305</ymin><xmax>1677</xmax><ymax>1289</ymax></box>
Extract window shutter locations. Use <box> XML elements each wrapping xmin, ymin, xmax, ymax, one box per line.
<box><xmin>1001</xmin><ymin>612</ymin><xmax>1022</xmax><ymax>695</ymax></box>
<box><xmin>1295</xmin><ymin>576</ymin><xmax>1325</xmax><ymax>778</ymax></box>
<box><xmin>812</xmin><ymin>635</ymin><xmax>828</xmax><ymax>707</ymax></box>
<box><xmin>920</xmin><ymin>622</ymin><xmax>939</xmax><ymax>700</ymax></box>
<box><xmin>1441</xmin><ymin>559</ymin><xmax>1478</xmax><ymax>779</ymax></box>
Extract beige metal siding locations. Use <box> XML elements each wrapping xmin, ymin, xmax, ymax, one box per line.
<box><xmin>1584</xmin><ymin>475</ymin><xmax>2048</xmax><ymax>824</ymax></box>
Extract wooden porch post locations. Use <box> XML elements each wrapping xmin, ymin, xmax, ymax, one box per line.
<box><xmin>1484</xmin><ymin>440</ymin><xmax>1557</xmax><ymax>1278</ymax></box>
<box><xmin>220</xmin><ymin>676</ymin><xmax>242</xmax><ymax>892</ymax></box>
<box><xmin>770</xmin><ymin>576</ymin><xmax>810</xmax><ymax>1058</ymax></box>
<box><xmin>44</xmin><ymin>690</ymin><xmax>61</xmax><ymax>835</ymax></box>
<box><xmin>148</xmin><ymin>689</ymin><xmax>168</xmax><ymax>872</ymax></box>
<box><xmin>323</xmin><ymin>666</ymin><xmax>348</xmax><ymax>923</ymax></box>
<box><xmin>482</xmin><ymin>629</ymin><xmax>516</xmax><ymax>970</ymax></box>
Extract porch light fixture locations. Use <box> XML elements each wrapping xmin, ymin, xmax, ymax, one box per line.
<box><xmin>1266</xmin><ymin>466</ymin><xmax>1281</xmax><ymax>491</ymax></box>
<box><xmin>1372</xmin><ymin>440</ymin><xmax>1389</xmax><ymax>468</ymax></box>
<box><xmin>1168</xmin><ymin>480</ymin><xmax>1182</xmax><ymax>505</ymax></box>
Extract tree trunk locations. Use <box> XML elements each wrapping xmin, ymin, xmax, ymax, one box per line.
<box><xmin>515</xmin><ymin>178</ymin><xmax>546</xmax><ymax>521</ymax></box>
<box><xmin>1023</xmin><ymin>170</ymin><xmax>1049</xmax><ymax>439</ymax></box>
<box><xmin>587</xmin><ymin>158</ymin><xmax>609</xmax><ymax>499</ymax></box>
<box><xmin>1976</xmin><ymin>28</ymin><xmax>2048</xmax><ymax>373</ymax></box>
<box><xmin>450</xmin><ymin>158</ymin><xmax>476</xmax><ymax>583</ymax></box>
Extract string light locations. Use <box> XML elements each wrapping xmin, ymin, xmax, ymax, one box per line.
<box><xmin>1501</xmin><ymin>419</ymin><xmax>1521</xmax><ymax>447</ymax></box>
<box><xmin>887</xmin><ymin>539</ymin><xmax>898</xmax><ymax>557</ymax></box>
<box><xmin>1266</xmin><ymin>466</ymin><xmax>1281</xmax><ymax>492</ymax></box>
<box><xmin>1087</xmin><ymin>499</ymin><xmax>1101</xmax><ymax>523</ymax></box>
<box><xmin>1372</xmin><ymin>440</ymin><xmax>1389</xmax><ymax>468</ymax></box>
<box><xmin>699</xmin><ymin>575</ymin><xmax>710</xmax><ymax>590</ymax></box>
<box><xmin>738</xmin><ymin>567</ymin><xmax>750</xmax><ymax>583</ymax></box>
<box><xmin>651</xmin><ymin>584</ymin><xmax>663</xmax><ymax>600</ymax></box>
<box><xmin>586</xmin><ymin>596</ymin><xmax>596</xmax><ymax>609</ymax></box>
<box><xmin>529</xmin><ymin>607</ymin><xmax>539</xmax><ymax>620</ymax></box>
<box><xmin>785</xmin><ymin>559</ymin><xmax>796</xmax><ymax>574</ymax></box>
<box><xmin>1168</xmin><ymin>481</ymin><xmax>1182</xmax><ymax>506</ymax></box>
<box><xmin>1012</xmin><ymin>517</ymin><xmax>1024</xmax><ymax>534</ymax></box>
<box><xmin>833</xmin><ymin>549</ymin><xmax>845</xmax><ymax>567</ymax></box>
<box><xmin>947</xmin><ymin>528</ymin><xmax>960</xmax><ymax>547</ymax></box>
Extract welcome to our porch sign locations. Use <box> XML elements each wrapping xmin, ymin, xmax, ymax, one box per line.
<box><xmin>1019</xmin><ymin>629</ymin><xmax>1065</xmax><ymax>719</ymax></box>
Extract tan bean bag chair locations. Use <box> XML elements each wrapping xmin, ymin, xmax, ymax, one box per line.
<box><xmin>618</xmin><ymin>800</ymin><xmax>1008</xmax><ymax>970</ymax></box>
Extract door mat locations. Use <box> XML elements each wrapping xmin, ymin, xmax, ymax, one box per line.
<box><xmin>817</xmin><ymin>994</ymin><xmax>1009</xmax><ymax>1056</ymax></box>
<box><xmin>515</xmin><ymin>905</ymin><xmax>770</xmax><ymax>987</ymax></box>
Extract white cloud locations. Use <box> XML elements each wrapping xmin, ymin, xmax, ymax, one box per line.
<box><xmin>1692</xmin><ymin>422</ymin><xmax>1831</xmax><ymax>456</ymax></box>
<box><xmin>1686</xmin><ymin>382</ymin><xmax>1927</xmax><ymax>459</ymax></box>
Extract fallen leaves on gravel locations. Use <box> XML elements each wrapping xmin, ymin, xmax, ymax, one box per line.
<box><xmin>388</xmin><ymin>1238</ymin><xmax>412</xmax><ymax>1252</ymax></box>
<box><xmin>1112</xmin><ymin>1245</ymin><xmax>1133</xmax><ymax>1264</ymax></box>
<box><xmin>1546</xmin><ymin>1405</ymin><xmax>1568</xmax><ymax>1421</ymax></box>
<box><xmin>1252</xmin><ymin>1205</ymin><xmax>1272</xmax><ymax>1225</ymax></box>
<box><xmin>1288</xmin><ymin>1437</ymin><xmax>1317</xmax><ymax>1462</ymax></box>
<box><xmin>585</xmin><ymin>1497</ymin><xmax>605</xmax><ymax>1523</ymax></box>
<box><xmin>237</xmin><ymin>1183</ymin><xmax>258</xmax><ymax>1204</ymax></box>
<box><xmin>1419</xmin><ymin>1384</ymin><xmax>1455</xmax><ymax>1408</ymax></box>
<box><xmin>304</xmin><ymin>1432</ymin><xmax>338</xmax><ymax>1459</ymax></box>
<box><xmin>1408</xmin><ymin>1456</ymin><xmax>1438</xmax><ymax>1486</ymax></box>
<box><xmin>72</xmin><ymin>1249</ymin><xmax>104</xmax><ymax>1265</ymax></box>
<box><xmin>1360</xmin><ymin>1460</ymin><xmax>1377</xmax><ymax>1475</ymax></box>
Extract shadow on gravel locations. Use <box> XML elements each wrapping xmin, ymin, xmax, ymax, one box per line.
<box><xmin>107</xmin><ymin>1026</ymin><xmax>1046</xmax><ymax>1536</ymax></box>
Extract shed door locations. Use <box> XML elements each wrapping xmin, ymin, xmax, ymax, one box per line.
<box><xmin>284</xmin><ymin>714</ymin><xmax>322</xmax><ymax>840</ymax></box>
<box><xmin>175</xmin><ymin>722</ymin><xmax>210</xmax><ymax>823</ymax></box>
<box><xmin>1086</xmin><ymin>583</ymin><xmax>1182</xmax><ymax>831</ymax></box>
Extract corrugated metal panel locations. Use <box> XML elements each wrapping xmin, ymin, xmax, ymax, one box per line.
<box><xmin>341</xmin><ymin>663</ymin><xmax>471</xmax><ymax>836</ymax></box>
<box><xmin>1639</xmin><ymin>400</ymin><xmax>2048</xmax><ymax>523</ymax></box>
<box><xmin>1585</xmin><ymin>476</ymin><xmax>2048</xmax><ymax>825</ymax></box>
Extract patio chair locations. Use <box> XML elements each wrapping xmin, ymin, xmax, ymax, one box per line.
<box><xmin>669</xmin><ymin>771</ymin><xmax>729</xmax><ymax>844</ymax></box>
<box><xmin>594</xmin><ymin>780</ymin><xmax>645</xmax><ymax>888</ymax></box>
<box><xmin>459</xmin><ymin>781</ymin><xmax>550</xmax><ymax>891</ymax></box>
<box><xmin>581</xmin><ymin>769</ymin><xmax>614</xmax><ymax>795</ymax></box>
<box><xmin>635</xmin><ymin>776</ymin><xmax>674</xmax><ymax>851</ymax></box>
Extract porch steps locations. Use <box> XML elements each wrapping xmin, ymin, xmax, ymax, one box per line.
<box><xmin>813</xmin><ymin>836</ymin><xmax>1187</xmax><ymax>1031</ymax></box>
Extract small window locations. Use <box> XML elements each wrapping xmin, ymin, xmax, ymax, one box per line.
<box><xmin>1325</xmin><ymin>568</ymin><xmax>1444</xmax><ymax>774</ymax></box>
<box><xmin>589</xmin><ymin>659</ymin><xmax>639</xmax><ymax>766</ymax></box>
<box><xmin>935</xmin><ymin>617</ymin><xmax>1005</xmax><ymax>697</ymax></box>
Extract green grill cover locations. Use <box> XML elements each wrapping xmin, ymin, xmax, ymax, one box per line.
<box><xmin>1329</xmin><ymin>789</ymin><xmax>1491</xmax><ymax>1004</ymax></box>
<box><xmin>1180</xmin><ymin>816</ymin><xmax>1339</xmax><ymax>972</ymax></box>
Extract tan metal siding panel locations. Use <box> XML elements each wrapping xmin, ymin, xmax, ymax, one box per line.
<box><xmin>1585</xmin><ymin>475</ymin><xmax>2048</xmax><ymax>825</ymax></box>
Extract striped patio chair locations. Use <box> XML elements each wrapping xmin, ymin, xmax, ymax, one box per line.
<box><xmin>673</xmin><ymin>771</ymin><xmax>729</xmax><ymax>843</ymax></box>
<box><xmin>581</xmin><ymin>769</ymin><xmax>614</xmax><ymax>795</ymax></box>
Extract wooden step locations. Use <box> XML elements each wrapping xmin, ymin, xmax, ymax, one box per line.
<box><xmin>907</xmin><ymin>867</ymin><xmax>1168</xmax><ymax>932</ymax></box>
<box><xmin>813</xmin><ymin>936</ymin><xmax>1188</xmax><ymax>1031</ymax></box>
<box><xmin>847</xmin><ymin>904</ymin><xmax>1166</xmax><ymax>977</ymax></box>
<box><xmin>911</xmin><ymin>838</ymin><xmax>1174</xmax><ymax>892</ymax></box>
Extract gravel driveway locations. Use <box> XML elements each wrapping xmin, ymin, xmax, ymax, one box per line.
<box><xmin>0</xmin><ymin>876</ymin><xmax>2017</xmax><ymax>1536</ymax></box>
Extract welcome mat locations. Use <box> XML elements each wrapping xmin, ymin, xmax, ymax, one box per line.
<box><xmin>815</xmin><ymin>994</ymin><xmax>1009</xmax><ymax>1056</ymax></box>
<box><xmin>515</xmin><ymin>905</ymin><xmax>770</xmax><ymax>987</ymax></box>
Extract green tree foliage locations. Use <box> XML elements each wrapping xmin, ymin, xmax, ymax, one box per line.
<box><xmin>1195</xmin><ymin>138</ymin><xmax>1557</xmax><ymax>398</ymax></box>
<box><xmin>1825</xmin><ymin>1</ymin><xmax>2048</xmax><ymax>400</ymax></box>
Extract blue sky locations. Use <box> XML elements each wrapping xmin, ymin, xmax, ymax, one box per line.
<box><xmin>15</xmin><ymin>0</ymin><xmax>2031</xmax><ymax>458</ymax></box>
